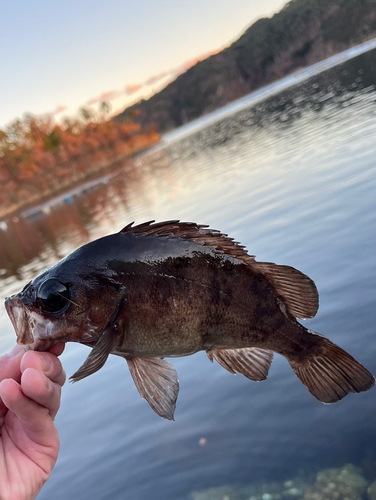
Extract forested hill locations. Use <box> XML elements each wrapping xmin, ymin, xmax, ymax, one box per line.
<box><xmin>115</xmin><ymin>0</ymin><xmax>376</xmax><ymax>133</ymax></box>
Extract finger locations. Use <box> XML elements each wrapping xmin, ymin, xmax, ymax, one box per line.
<box><xmin>0</xmin><ymin>378</ymin><xmax>57</xmax><ymax>445</ymax></box>
<box><xmin>21</xmin><ymin>350</ymin><xmax>66</xmax><ymax>387</ymax></box>
<box><xmin>0</xmin><ymin>346</ymin><xmax>26</xmax><ymax>417</ymax></box>
<box><xmin>21</xmin><ymin>368</ymin><xmax>61</xmax><ymax>419</ymax></box>
<box><xmin>0</xmin><ymin>345</ymin><xmax>26</xmax><ymax>383</ymax></box>
<box><xmin>48</xmin><ymin>342</ymin><xmax>65</xmax><ymax>356</ymax></box>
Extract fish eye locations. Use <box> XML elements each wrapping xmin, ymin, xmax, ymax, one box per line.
<box><xmin>37</xmin><ymin>279</ymin><xmax>70</xmax><ymax>315</ymax></box>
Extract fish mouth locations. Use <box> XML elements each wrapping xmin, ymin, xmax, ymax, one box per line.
<box><xmin>5</xmin><ymin>295</ymin><xmax>35</xmax><ymax>344</ymax></box>
<box><xmin>5</xmin><ymin>295</ymin><xmax>59</xmax><ymax>351</ymax></box>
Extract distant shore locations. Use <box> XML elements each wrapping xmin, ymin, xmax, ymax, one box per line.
<box><xmin>116</xmin><ymin>0</ymin><xmax>376</xmax><ymax>134</ymax></box>
<box><xmin>0</xmin><ymin>130</ymin><xmax>160</xmax><ymax>222</ymax></box>
<box><xmin>3</xmin><ymin>34</ymin><xmax>376</xmax><ymax>224</ymax></box>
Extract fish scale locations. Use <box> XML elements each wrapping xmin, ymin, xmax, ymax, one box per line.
<box><xmin>4</xmin><ymin>220</ymin><xmax>374</xmax><ymax>420</ymax></box>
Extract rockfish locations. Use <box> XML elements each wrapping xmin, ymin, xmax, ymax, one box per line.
<box><xmin>5</xmin><ymin>221</ymin><xmax>374</xmax><ymax>419</ymax></box>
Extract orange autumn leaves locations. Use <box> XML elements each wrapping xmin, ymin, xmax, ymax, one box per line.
<box><xmin>0</xmin><ymin>109</ymin><xmax>159</xmax><ymax>215</ymax></box>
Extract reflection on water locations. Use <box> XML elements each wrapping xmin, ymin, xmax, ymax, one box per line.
<box><xmin>0</xmin><ymin>49</ymin><xmax>376</xmax><ymax>500</ymax></box>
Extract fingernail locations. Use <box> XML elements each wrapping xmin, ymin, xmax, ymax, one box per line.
<box><xmin>8</xmin><ymin>345</ymin><xmax>26</xmax><ymax>358</ymax></box>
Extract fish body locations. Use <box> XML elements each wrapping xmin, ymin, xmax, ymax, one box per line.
<box><xmin>5</xmin><ymin>221</ymin><xmax>374</xmax><ymax>419</ymax></box>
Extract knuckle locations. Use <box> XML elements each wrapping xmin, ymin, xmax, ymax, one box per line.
<box><xmin>40</xmin><ymin>374</ymin><xmax>60</xmax><ymax>405</ymax></box>
<box><xmin>21</xmin><ymin>350</ymin><xmax>42</xmax><ymax>373</ymax></box>
<box><xmin>22</xmin><ymin>351</ymin><xmax>65</xmax><ymax>385</ymax></box>
<box><xmin>39</xmin><ymin>352</ymin><xmax>59</xmax><ymax>378</ymax></box>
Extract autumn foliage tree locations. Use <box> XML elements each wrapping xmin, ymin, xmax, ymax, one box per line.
<box><xmin>0</xmin><ymin>105</ymin><xmax>160</xmax><ymax>212</ymax></box>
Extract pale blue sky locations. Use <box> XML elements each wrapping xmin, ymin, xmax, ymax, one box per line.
<box><xmin>0</xmin><ymin>0</ymin><xmax>285</xmax><ymax>128</ymax></box>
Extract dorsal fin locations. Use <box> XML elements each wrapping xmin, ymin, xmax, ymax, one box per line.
<box><xmin>120</xmin><ymin>220</ymin><xmax>256</xmax><ymax>263</ymax></box>
<box><xmin>120</xmin><ymin>221</ymin><xmax>318</xmax><ymax>319</ymax></box>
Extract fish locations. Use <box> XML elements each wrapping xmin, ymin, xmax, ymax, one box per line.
<box><xmin>4</xmin><ymin>220</ymin><xmax>375</xmax><ymax>420</ymax></box>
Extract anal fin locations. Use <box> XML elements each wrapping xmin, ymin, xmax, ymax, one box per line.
<box><xmin>207</xmin><ymin>347</ymin><xmax>273</xmax><ymax>381</ymax></box>
<box><xmin>127</xmin><ymin>357</ymin><xmax>179</xmax><ymax>421</ymax></box>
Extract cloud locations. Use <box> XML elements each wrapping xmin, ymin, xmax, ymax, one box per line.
<box><xmin>86</xmin><ymin>90</ymin><xmax>121</xmax><ymax>106</ymax></box>
<box><xmin>45</xmin><ymin>105</ymin><xmax>68</xmax><ymax>119</ymax></box>
<box><xmin>145</xmin><ymin>72</ymin><xmax>168</xmax><ymax>86</ymax></box>
<box><xmin>58</xmin><ymin>47</ymin><xmax>223</xmax><ymax>119</ymax></box>
<box><xmin>99</xmin><ymin>90</ymin><xmax>122</xmax><ymax>102</ymax></box>
<box><xmin>125</xmin><ymin>83</ymin><xmax>143</xmax><ymax>95</ymax></box>
<box><xmin>174</xmin><ymin>48</ymin><xmax>221</xmax><ymax>76</ymax></box>
<box><xmin>86</xmin><ymin>97</ymin><xmax>100</xmax><ymax>106</ymax></box>
<box><xmin>53</xmin><ymin>105</ymin><xmax>68</xmax><ymax>115</ymax></box>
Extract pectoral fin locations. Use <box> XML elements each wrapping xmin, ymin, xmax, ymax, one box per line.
<box><xmin>207</xmin><ymin>347</ymin><xmax>273</xmax><ymax>381</ymax></box>
<box><xmin>70</xmin><ymin>292</ymin><xmax>127</xmax><ymax>383</ymax></box>
<box><xmin>70</xmin><ymin>326</ymin><xmax>119</xmax><ymax>382</ymax></box>
<box><xmin>126</xmin><ymin>357</ymin><xmax>179</xmax><ymax>421</ymax></box>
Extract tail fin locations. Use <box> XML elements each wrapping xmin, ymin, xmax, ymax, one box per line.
<box><xmin>289</xmin><ymin>336</ymin><xmax>375</xmax><ymax>403</ymax></box>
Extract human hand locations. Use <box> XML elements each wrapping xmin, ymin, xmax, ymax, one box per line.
<box><xmin>0</xmin><ymin>342</ymin><xmax>66</xmax><ymax>500</ymax></box>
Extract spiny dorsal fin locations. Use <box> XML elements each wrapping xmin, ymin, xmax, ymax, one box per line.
<box><xmin>207</xmin><ymin>347</ymin><xmax>273</xmax><ymax>381</ymax></box>
<box><xmin>126</xmin><ymin>357</ymin><xmax>179</xmax><ymax>421</ymax></box>
<box><xmin>120</xmin><ymin>220</ymin><xmax>256</xmax><ymax>263</ymax></box>
<box><xmin>253</xmin><ymin>262</ymin><xmax>319</xmax><ymax>319</ymax></box>
<box><xmin>121</xmin><ymin>221</ymin><xmax>318</xmax><ymax>319</ymax></box>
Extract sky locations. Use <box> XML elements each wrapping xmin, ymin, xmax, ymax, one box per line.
<box><xmin>0</xmin><ymin>0</ymin><xmax>286</xmax><ymax>129</ymax></box>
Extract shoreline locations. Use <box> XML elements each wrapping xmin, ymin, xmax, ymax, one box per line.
<box><xmin>3</xmin><ymin>37</ymin><xmax>376</xmax><ymax>226</ymax></box>
<box><xmin>0</xmin><ymin>136</ymin><xmax>159</xmax><ymax>223</ymax></box>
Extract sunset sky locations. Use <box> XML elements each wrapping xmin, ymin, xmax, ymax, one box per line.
<box><xmin>0</xmin><ymin>0</ymin><xmax>286</xmax><ymax>128</ymax></box>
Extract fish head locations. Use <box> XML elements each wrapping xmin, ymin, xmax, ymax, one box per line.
<box><xmin>4</xmin><ymin>266</ymin><xmax>111</xmax><ymax>351</ymax></box>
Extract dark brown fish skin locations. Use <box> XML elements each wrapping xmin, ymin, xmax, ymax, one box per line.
<box><xmin>110</xmin><ymin>254</ymin><xmax>315</xmax><ymax>360</ymax></box>
<box><xmin>4</xmin><ymin>220</ymin><xmax>375</xmax><ymax>420</ymax></box>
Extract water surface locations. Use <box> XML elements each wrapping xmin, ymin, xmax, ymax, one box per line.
<box><xmin>0</xmin><ymin>48</ymin><xmax>376</xmax><ymax>500</ymax></box>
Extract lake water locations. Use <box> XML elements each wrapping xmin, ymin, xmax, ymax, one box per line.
<box><xmin>1</xmin><ymin>47</ymin><xmax>376</xmax><ymax>500</ymax></box>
